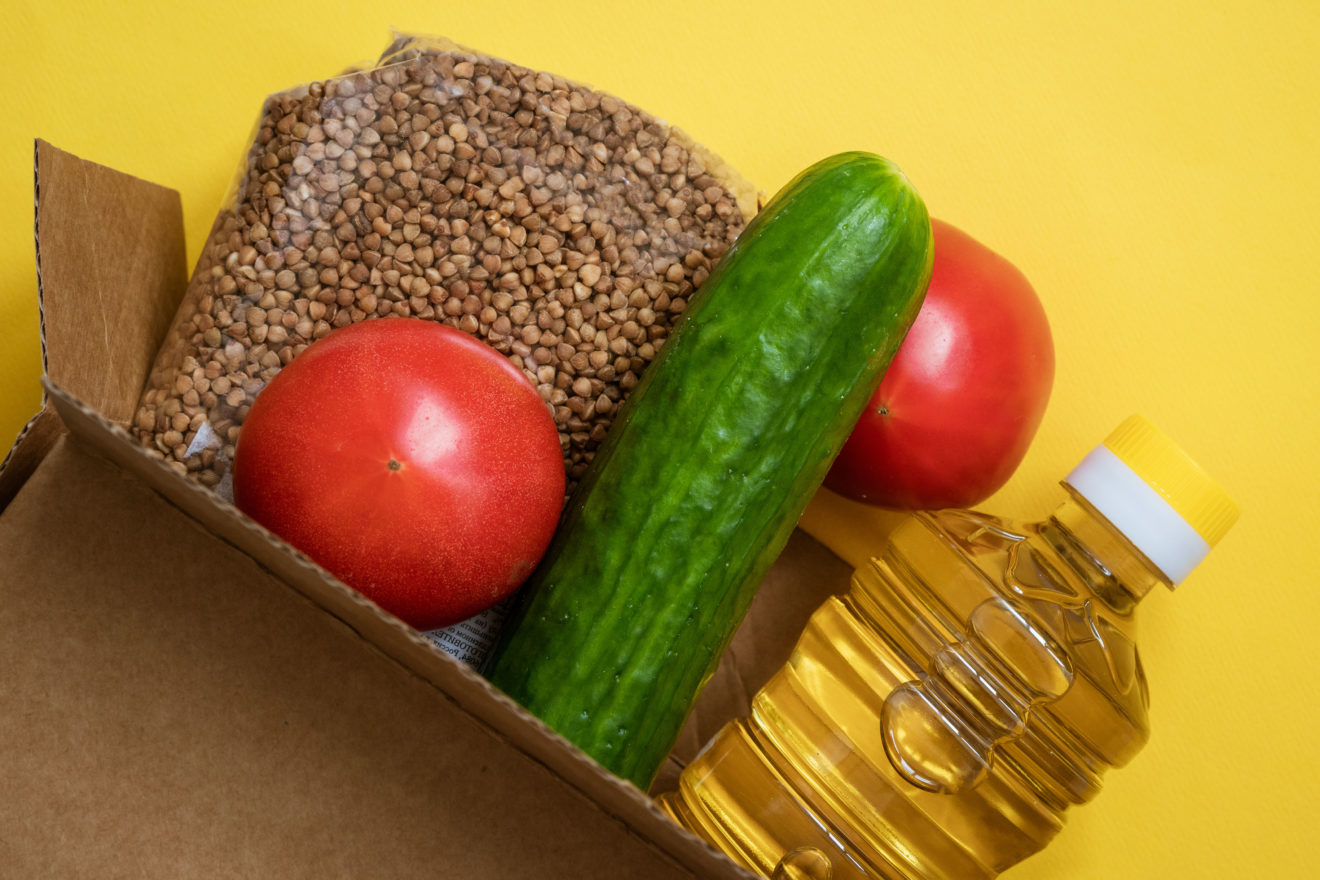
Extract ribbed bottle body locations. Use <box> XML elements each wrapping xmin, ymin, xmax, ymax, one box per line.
<box><xmin>660</xmin><ymin>503</ymin><xmax>1154</xmax><ymax>879</ymax></box>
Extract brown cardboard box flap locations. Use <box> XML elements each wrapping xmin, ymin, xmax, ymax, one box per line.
<box><xmin>34</xmin><ymin>139</ymin><xmax>186</xmax><ymax>423</ymax></box>
<box><xmin>41</xmin><ymin>372</ymin><xmax>746</xmax><ymax>873</ymax></box>
<box><xmin>0</xmin><ymin>406</ymin><xmax>62</xmax><ymax>513</ymax></box>
<box><xmin>2</xmin><ymin>139</ymin><xmax>184</xmax><ymax>510</ymax></box>
<box><xmin>0</xmin><ymin>434</ymin><xmax>734</xmax><ymax>878</ymax></box>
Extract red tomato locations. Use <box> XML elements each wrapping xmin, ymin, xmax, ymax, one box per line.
<box><xmin>232</xmin><ymin>318</ymin><xmax>565</xmax><ymax>630</ymax></box>
<box><xmin>825</xmin><ymin>219</ymin><xmax>1054</xmax><ymax>510</ymax></box>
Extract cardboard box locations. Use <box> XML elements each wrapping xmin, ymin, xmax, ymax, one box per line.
<box><xmin>0</xmin><ymin>141</ymin><xmax>856</xmax><ymax>877</ymax></box>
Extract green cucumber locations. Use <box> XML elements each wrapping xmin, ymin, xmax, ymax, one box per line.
<box><xmin>485</xmin><ymin>152</ymin><xmax>933</xmax><ymax>788</ymax></box>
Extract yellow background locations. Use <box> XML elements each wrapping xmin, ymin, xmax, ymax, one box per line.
<box><xmin>2</xmin><ymin>1</ymin><xmax>1316</xmax><ymax>876</ymax></box>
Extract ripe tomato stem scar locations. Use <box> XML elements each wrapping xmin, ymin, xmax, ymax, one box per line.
<box><xmin>388</xmin><ymin>458</ymin><xmax>402</xmax><ymax>471</ymax></box>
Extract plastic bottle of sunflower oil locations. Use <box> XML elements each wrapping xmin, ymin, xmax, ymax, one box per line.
<box><xmin>658</xmin><ymin>415</ymin><xmax>1238</xmax><ymax>880</ymax></box>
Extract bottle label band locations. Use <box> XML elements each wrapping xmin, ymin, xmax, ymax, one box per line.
<box><xmin>1065</xmin><ymin>445</ymin><xmax>1210</xmax><ymax>585</ymax></box>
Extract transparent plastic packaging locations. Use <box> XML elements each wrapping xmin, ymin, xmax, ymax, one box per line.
<box><xmin>658</xmin><ymin>416</ymin><xmax>1239</xmax><ymax>879</ymax></box>
<box><xmin>132</xmin><ymin>32</ymin><xmax>756</xmax><ymax>501</ymax></box>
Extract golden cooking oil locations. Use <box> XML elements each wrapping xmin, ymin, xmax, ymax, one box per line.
<box><xmin>658</xmin><ymin>416</ymin><xmax>1238</xmax><ymax>879</ymax></box>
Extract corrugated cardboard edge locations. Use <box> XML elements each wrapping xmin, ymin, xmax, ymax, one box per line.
<box><xmin>42</xmin><ymin>377</ymin><xmax>755</xmax><ymax>879</ymax></box>
<box><xmin>0</xmin><ymin>407</ymin><xmax>61</xmax><ymax>513</ymax></box>
<box><xmin>0</xmin><ymin>141</ymin><xmax>61</xmax><ymax>513</ymax></box>
<box><xmin>31</xmin><ymin>140</ymin><xmax>48</xmax><ymax>380</ymax></box>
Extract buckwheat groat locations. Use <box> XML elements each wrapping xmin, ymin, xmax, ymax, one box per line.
<box><xmin>133</xmin><ymin>34</ymin><xmax>755</xmax><ymax>495</ymax></box>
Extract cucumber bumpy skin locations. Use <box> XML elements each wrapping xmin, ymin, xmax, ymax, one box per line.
<box><xmin>485</xmin><ymin>151</ymin><xmax>933</xmax><ymax>789</ymax></box>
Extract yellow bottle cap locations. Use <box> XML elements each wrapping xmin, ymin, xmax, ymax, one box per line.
<box><xmin>1102</xmin><ymin>415</ymin><xmax>1240</xmax><ymax>547</ymax></box>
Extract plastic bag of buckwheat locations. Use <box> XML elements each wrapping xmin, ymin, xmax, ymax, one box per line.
<box><xmin>132</xmin><ymin>31</ymin><xmax>756</xmax><ymax>507</ymax></box>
